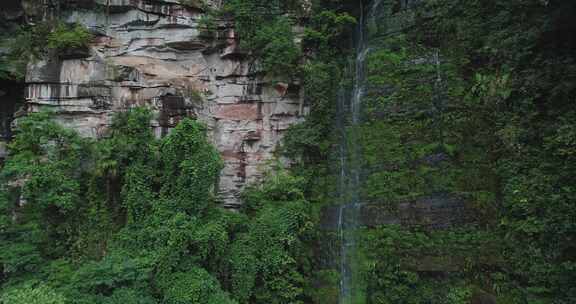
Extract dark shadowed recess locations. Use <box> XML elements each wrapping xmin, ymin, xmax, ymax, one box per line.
<box><xmin>0</xmin><ymin>79</ymin><xmax>24</xmax><ymax>142</ymax></box>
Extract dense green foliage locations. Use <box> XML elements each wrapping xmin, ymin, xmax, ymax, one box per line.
<box><xmin>2</xmin><ymin>0</ymin><xmax>576</xmax><ymax>303</ymax></box>
<box><xmin>282</xmin><ymin>1</ymin><xmax>356</xmax><ymax>201</ymax></box>
<box><xmin>1</xmin><ymin>24</ymin><xmax>51</xmax><ymax>80</ymax></box>
<box><xmin>1</xmin><ymin>285</ymin><xmax>67</xmax><ymax>304</ymax></box>
<box><xmin>231</xmin><ymin>171</ymin><xmax>315</xmax><ymax>303</ymax></box>
<box><xmin>341</xmin><ymin>0</ymin><xmax>576</xmax><ymax>303</ymax></box>
<box><xmin>224</xmin><ymin>0</ymin><xmax>355</xmax><ymax>78</ymax></box>
<box><xmin>362</xmin><ymin>226</ymin><xmax>499</xmax><ymax>304</ymax></box>
<box><xmin>0</xmin><ymin>110</ymin><xmax>315</xmax><ymax>304</ymax></box>
<box><xmin>0</xmin><ymin>22</ymin><xmax>91</xmax><ymax>80</ymax></box>
<box><xmin>281</xmin><ymin>0</ymin><xmax>576</xmax><ymax>303</ymax></box>
<box><xmin>46</xmin><ymin>23</ymin><xmax>92</xmax><ymax>52</ymax></box>
<box><xmin>223</xmin><ymin>0</ymin><xmax>301</xmax><ymax>77</ymax></box>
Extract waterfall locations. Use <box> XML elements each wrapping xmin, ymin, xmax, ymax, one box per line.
<box><xmin>336</xmin><ymin>1</ymin><xmax>381</xmax><ymax>303</ymax></box>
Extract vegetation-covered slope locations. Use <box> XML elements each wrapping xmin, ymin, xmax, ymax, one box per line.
<box><xmin>0</xmin><ymin>109</ymin><xmax>316</xmax><ymax>304</ymax></box>
<box><xmin>1</xmin><ymin>0</ymin><xmax>576</xmax><ymax>303</ymax></box>
<box><xmin>343</xmin><ymin>0</ymin><xmax>576</xmax><ymax>303</ymax></box>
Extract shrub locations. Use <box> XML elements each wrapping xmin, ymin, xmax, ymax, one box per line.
<box><xmin>0</xmin><ymin>285</ymin><xmax>67</xmax><ymax>304</ymax></box>
<box><xmin>47</xmin><ymin>23</ymin><xmax>92</xmax><ymax>51</ymax></box>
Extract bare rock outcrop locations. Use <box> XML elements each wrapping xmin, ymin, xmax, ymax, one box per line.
<box><xmin>23</xmin><ymin>0</ymin><xmax>306</xmax><ymax>208</ymax></box>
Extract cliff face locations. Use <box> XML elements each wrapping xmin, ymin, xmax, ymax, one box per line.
<box><xmin>0</xmin><ymin>2</ymin><xmax>26</xmax><ymax>161</ymax></box>
<box><xmin>22</xmin><ymin>0</ymin><xmax>306</xmax><ymax>208</ymax></box>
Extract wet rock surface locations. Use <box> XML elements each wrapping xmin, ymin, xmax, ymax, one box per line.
<box><xmin>321</xmin><ymin>194</ymin><xmax>475</xmax><ymax>230</ymax></box>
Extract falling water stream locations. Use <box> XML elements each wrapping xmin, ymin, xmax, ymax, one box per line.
<box><xmin>336</xmin><ymin>1</ymin><xmax>381</xmax><ymax>303</ymax></box>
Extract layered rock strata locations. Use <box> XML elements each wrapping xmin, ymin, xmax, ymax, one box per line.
<box><xmin>23</xmin><ymin>0</ymin><xmax>306</xmax><ymax>208</ymax></box>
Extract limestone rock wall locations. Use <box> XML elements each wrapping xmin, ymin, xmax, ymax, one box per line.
<box><xmin>23</xmin><ymin>0</ymin><xmax>306</xmax><ymax>208</ymax></box>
